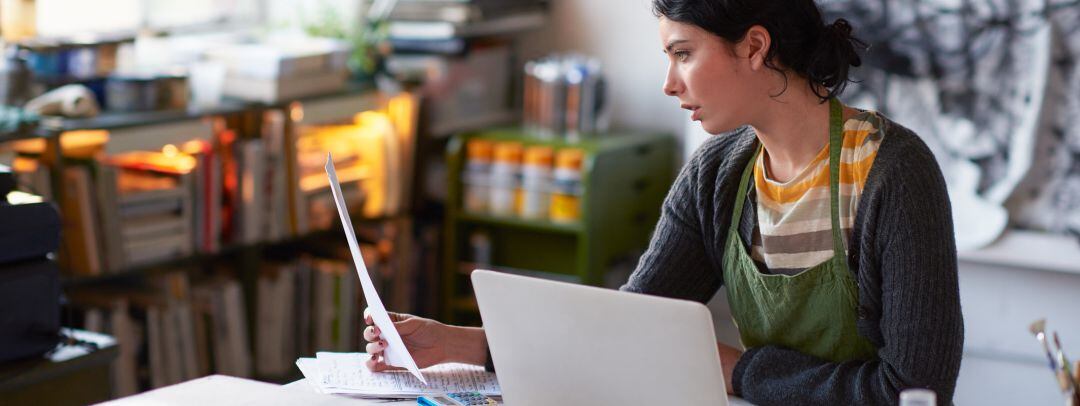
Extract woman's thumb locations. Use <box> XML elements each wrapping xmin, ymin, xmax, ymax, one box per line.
<box><xmin>394</xmin><ymin>317</ymin><xmax>424</xmax><ymax>335</ymax></box>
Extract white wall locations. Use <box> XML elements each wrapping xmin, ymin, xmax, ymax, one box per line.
<box><xmin>518</xmin><ymin>0</ymin><xmax>692</xmax><ymax>159</ymax></box>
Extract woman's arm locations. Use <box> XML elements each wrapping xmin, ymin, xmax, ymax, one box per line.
<box><xmin>732</xmin><ymin>143</ymin><xmax>964</xmax><ymax>405</ymax></box>
<box><xmin>620</xmin><ymin>142</ymin><xmax>723</xmax><ymax>303</ymax></box>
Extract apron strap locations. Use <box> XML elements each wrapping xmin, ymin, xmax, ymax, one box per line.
<box><xmin>827</xmin><ymin>98</ymin><xmax>847</xmax><ymax>260</ymax></box>
<box><xmin>728</xmin><ymin>144</ymin><xmax>760</xmax><ymax>237</ymax></box>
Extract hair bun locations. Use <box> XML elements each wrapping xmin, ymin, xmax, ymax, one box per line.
<box><xmin>820</xmin><ymin>18</ymin><xmax>862</xmax><ymax>69</ymax></box>
<box><xmin>827</xmin><ymin>18</ymin><xmax>854</xmax><ymax>39</ymax></box>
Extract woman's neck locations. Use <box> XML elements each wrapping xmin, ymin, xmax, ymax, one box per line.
<box><xmin>748</xmin><ymin>84</ymin><xmax>856</xmax><ymax>183</ymax></box>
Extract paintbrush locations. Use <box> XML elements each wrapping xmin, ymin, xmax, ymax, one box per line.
<box><xmin>1030</xmin><ymin>319</ymin><xmax>1058</xmax><ymax>372</ymax></box>
<box><xmin>1055</xmin><ymin>332</ymin><xmax>1077</xmax><ymax>391</ymax></box>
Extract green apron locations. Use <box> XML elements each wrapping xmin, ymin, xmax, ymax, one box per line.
<box><xmin>722</xmin><ymin>98</ymin><xmax>878</xmax><ymax>363</ymax></box>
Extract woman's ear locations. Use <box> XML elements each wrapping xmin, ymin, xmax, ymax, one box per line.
<box><xmin>742</xmin><ymin>25</ymin><xmax>771</xmax><ymax>71</ymax></box>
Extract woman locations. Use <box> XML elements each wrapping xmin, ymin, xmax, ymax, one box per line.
<box><xmin>362</xmin><ymin>0</ymin><xmax>964</xmax><ymax>404</ymax></box>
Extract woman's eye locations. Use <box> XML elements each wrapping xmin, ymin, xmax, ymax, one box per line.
<box><xmin>674</xmin><ymin>51</ymin><xmax>690</xmax><ymax>61</ymax></box>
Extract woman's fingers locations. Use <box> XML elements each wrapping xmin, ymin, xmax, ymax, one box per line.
<box><xmin>363</xmin><ymin>325</ymin><xmax>381</xmax><ymax>342</ymax></box>
<box><xmin>365</xmin><ymin>340</ymin><xmax>387</xmax><ymax>354</ymax></box>
<box><xmin>366</xmin><ymin>353</ymin><xmax>406</xmax><ymax>372</ymax></box>
<box><xmin>365</xmin><ymin>308</ymin><xmax>413</xmax><ymax>324</ymax></box>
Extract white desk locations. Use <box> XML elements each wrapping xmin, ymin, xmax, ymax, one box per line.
<box><xmin>99</xmin><ymin>375</ymin><xmax>403</xmax><ymax>405</ymax></box>
<box><xmin>98</xmin><ymin>375</ymin><xmax>753</xmax><ymax>405</ymax></box>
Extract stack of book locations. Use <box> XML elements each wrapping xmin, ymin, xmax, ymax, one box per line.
<box><xmin>386</xmin><ymin>0</ymin><xmax>547</xmax><ymax>53</ymax></box>
<box><xmin>206</xmin><ymin>37</ymin><xmax>351</xmax><ymax>103</ymax></box>
<box><xmin>98</xmin><ymin>150</ymin><xmax>195</xmax><ymax>269</ymax></box>
<box><xmin>291</xmin><ymin>124</ymin><xmax>370</xmax><ymax>234</ymax></box>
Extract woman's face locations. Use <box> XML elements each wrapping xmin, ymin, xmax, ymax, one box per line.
<box><xmin>659</xmin><ymin>17</ymin><xmax>759</xmax><ymax>135</ymax></box>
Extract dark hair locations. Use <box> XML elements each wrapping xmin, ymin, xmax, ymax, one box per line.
<box><xmin>653</xmin><ymin>0</ymin><xmax>866</xmax><ymax>102</ymax></box>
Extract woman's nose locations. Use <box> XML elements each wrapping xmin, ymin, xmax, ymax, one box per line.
<box><xmin>663</xmin><ymin>68</ymin><xmax>682</xmax><ymax>96</ymax></box>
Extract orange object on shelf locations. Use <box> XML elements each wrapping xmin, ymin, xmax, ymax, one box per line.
<box><xmin>550</xmin><ymin>148</ymin><xmax>584</xmax><ymax>223</ymax></box>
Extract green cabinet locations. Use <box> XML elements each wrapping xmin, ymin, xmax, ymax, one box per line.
<box><xmin>443</xmin><ymin>128</ymin><xmax>676</xmax><ymax>323</ymax></box>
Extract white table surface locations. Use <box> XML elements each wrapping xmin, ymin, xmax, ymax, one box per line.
<box><xmin>97</xmin><ymin>374</ymin><xmax>752</xmax><ymax>405</ymax></box>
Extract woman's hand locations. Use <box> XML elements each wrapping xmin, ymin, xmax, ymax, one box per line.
<box><xmin>361</xmin><ymin>308</ymin><xmax>488</xmax><ymax>372</ymax></box>
<box><xmin>717</xmin><ymin>342</ymin><xmax>743</xmax><ymax>395</ymax></box>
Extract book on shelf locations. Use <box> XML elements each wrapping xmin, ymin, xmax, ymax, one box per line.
<box><xmin>191</xmin><ymin>277</ymin><xmax>252</xmax><ymax>379</ymax></box>
<box><xmin>262</xmin><ymin>110</ymin><xmax>291</xmax><ymax>243</ymax></box>
<box><xmin>222</xmin><ymin>69</ymin><xmax>349</xmax><ymax>104</ymax></box>
<box><xmin>387</xmin><ymin>7</ymin><xmax>545</xmax><ymax>40</ymax></box>
<box><xmin>59</xmin><ymin>165</ymin><xmax>105</xmax><ymax>276</ymax></box>
<box><xmin>238</xmin><ymin>138</ymin><xmax>266</xmax><ymax>246</ymax></box>
<box><xmin>182</xmin><ymin>139</ymin><xmax>222</xmax><ymax>254</ymax></box>
<box><xmin>256</xmin><ymin>263</ymin><xmax>298</xmax><ymax>377</ymax></box>
<box><xmin>203</xmin><ymin>37</ymin><xmax>350</xmax><ymax>80</ymax></box>
<box><xmin>389</xmin><ymin>0</ymin><xmax>548</xmax><ymax>24</ymax></box>
<box><xmin>389</xmin><ymin>37</ymin><xmax>467</xmax><ymax>55</ymax></box>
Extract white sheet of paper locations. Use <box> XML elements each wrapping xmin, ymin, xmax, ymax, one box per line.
<box><xmin>297</xmin><ymin>353</ymin><xmax>500</xmax><ymax>397</ymax></box>
<box><xmin>324</xmin><ymin>154</ymin><xmax>425</xmax><ymax>384</ymax></box>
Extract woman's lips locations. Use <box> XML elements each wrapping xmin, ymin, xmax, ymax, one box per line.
<box><xmin>681</xmin><ymin>104</ymin><xmax>701</xmax><ymax>121</ymax></box>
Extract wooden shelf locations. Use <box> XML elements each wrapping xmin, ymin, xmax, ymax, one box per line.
<box><xmin>457</xmin><ymin>212</ymin><xmax>583</xmax><ymax>234</ymax></box>
<box><xmin>957</xmin><ymin>229</ymin><xmax>1080</xmax><ymax>275</ymax></box>
<box><xmin>43</xmin><ymin>81</ymin><xmax>378</xmax><ymax>133</ymax></box>
<box><xmin>46</xmin><ymin>102</ymin><xmax>252</xmax><ymax>133</ymax></box>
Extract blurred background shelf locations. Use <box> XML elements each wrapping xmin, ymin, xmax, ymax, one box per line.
<box><xmin>441</xmin><ymin>128</ymin><xmax>676</xmax><ymax>324</ymax></box>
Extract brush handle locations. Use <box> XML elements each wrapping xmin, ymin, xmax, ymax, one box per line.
<box><xmin>1074</xmin><ymin>360</ymin><xmax>1079</xmax><ymax>387</ymax></box>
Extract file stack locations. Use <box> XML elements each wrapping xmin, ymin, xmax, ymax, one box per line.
<box><xmin>99</xmin><ymin>150</ymin><xmax>195</xmax><ymax>269</ymax></box>
<box><xmin>207</xmin><ymin>37</ymin><xmax>351</xmax><ymax>103</ymax></box>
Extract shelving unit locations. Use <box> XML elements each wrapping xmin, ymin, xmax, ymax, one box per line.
<box><xmin>0</xmin><ymin>82</ymin><xmax>420</xmax><ymax>392</ymax></box>
<box><xmin>442</xmin><ymin>128</ymin><xmax>676</xmax><ymax>324</ymax></box>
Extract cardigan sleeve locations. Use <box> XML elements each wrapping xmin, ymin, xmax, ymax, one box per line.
<box><xmin>619</xmin><ymin>143</ymin><xmax>722</xmax><ymax>304</ymax></box>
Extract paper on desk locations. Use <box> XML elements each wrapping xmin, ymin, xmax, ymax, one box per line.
<box><xmin>325</xmin><ymin>154</ymin><xmax>425</xmax><ymax>384</ymax></box>
<box><xmin>296</xmin><ymin>353</ymin><xmax>500</xmax><ymax>397</ymax></box>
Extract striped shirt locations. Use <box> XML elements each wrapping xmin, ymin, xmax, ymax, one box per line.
<box><xmin>749</xmin><ymin>111</ymin><xmax>884</xmax><ymax>275</ymax></box>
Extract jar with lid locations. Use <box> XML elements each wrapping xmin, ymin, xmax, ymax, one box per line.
<box><xmin>550</xmin><ymin>148</ymin><xmax>584</xmax><ymax>223</ymax></box>
<box><xmin>489</xmin><ymin>141</ymin><xmax>523</xmax><ymax>216</ymax></box>
<box><xmin>521</xmin><ymin>145</ymin><xmax>554</xmax><ymax>219</ymax></box>
<box><xmin>462</xmin><ymin>139</ymin><xmax>494</xmax><ymax>214</ymax></box>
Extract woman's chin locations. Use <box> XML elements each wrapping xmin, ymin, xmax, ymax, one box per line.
<box><xmin>700</xmin><ymin>120</ymin><xmax>736</xmax><ymax>136</ymax></box>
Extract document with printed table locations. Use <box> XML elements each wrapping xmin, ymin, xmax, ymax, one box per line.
<box><xmin>295</xmin><ymin>352</ymin><xmax>500</xmax><ymax>398</ymax></box>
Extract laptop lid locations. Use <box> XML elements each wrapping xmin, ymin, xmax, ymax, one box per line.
<box><xmin>472</xmin><ymin>270</ymin><xmax>728</xmax><ymax>405</ymax></box>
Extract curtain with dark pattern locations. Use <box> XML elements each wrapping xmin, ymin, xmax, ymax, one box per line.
<box><xmin>820</xmin><ymin>0</ymin><xmax>1080</xmax><ymax>242</ymax></box>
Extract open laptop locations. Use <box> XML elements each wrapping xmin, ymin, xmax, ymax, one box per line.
<box><xmin>471</xmin><ymin>270</ymin><xmax>730</xmax><ymax>405</ymax></box>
